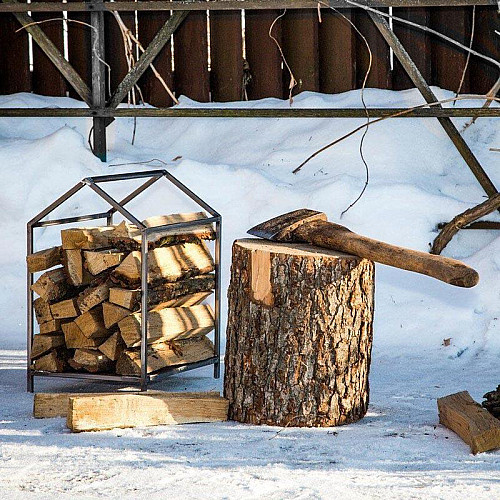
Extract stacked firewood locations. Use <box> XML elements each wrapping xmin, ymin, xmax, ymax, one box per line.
<box><xmin>28</xmin><ymin>212</ymin><xmax>216</xmax><ymax>376</ymax></box>
<box><xmin>482</xmin><ymin>385</ymin><xmax>500</xmax><ymax>419</ymax></box>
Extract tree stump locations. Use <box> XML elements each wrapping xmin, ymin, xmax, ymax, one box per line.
<box><xmin>224</xmin><ymin>238</ymin><xmax>375</xmax><ymax>427</ymax></box>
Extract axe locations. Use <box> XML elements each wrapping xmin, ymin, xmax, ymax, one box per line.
<box><xmin>248</xmin><ymin>209</ymin><xmax>479</xmax><ymax>288</ymax></box>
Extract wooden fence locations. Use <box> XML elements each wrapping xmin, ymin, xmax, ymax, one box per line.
<box><xmin>0</xmin><ymin>5</ymin><xmax>498</xmax><ymax>104</ymax></box>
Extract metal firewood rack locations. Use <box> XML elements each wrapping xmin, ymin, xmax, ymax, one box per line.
<box><xmin>27</xmin><ymin>170</ymin><xmax>221</xmax><ymax>392</ymax></box>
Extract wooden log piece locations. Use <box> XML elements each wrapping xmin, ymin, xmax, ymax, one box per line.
<box><xmin>98</xmin><ymin>331</ymin><xmax>125</xmax><ymax>361</ymax></box>
<box><xmin>31</xmin><ymin>333</ymin><xmax>65</xmax><ymax>359</ymax></box>
<box><xmin>76</xmin><ymin>281</ymin><xmax>110</xmax><ymax>313</ymax></box>
<box><xmin>67</xmin><ymin>392</ymin><xmax>229</xmax><ymax>432</ymax></box>
<box><xmin>116</xmin><ymin>336</ymin><xmax>215</xmax><ymax>376</ymax></box>
<box><xmin>109</xmin><ymin>287</ymin><xmax>141</xmax><ymax>310</ymax></box>
<box><xmin>438</xmin><ymin>391</ymin><xmax>500</xmax><ymax>454</ymax></box>
<box><xmin>33</xmin><ymin>349</ymin><xmax>67</xmax><ymax>372</ymax></box>
<box><xmin>61</xmin><ymin>226</ymin><xmax>114</xmax><ymax>250</ymax></box>
<box><xmin>50</xmin><ymin>297</ymin><xmax>80</xmax><ymax>319</ymax></box>
<box><xmin>62</xmin><ymin>321</ymin><xmax>103</xmax><ymax>349</ymax></box>
<box><xmin>63</xmin><ymin>249</ymin><xmax>92</xmax><ymax>286</ymax></box>
<box><xmin>69</xmin><ymin>349</ymin><xmax>113</xmax><ymax>373</ymax></box>
<box><xmin>39</xmin><ymin>319</ymin><xmax>62</xmax><ymax>334</ymax></box>
<box><xmin>84</xmin><ymin>249</ymin><xmax>124</xmax><ymax>275</ymax></box>
<box><xmin>34</xmin><ymin>297</ymin><xmax>53</xmax><ymax>324</ymax></box>
<box><xmin>102</xmin><ymin>302</ymin><xmax>130</xmax><ymax>329</ymax></box>
<box><xmin>27</xmin><ymin>246</ymin><xmax>62</xmax><ymax>273</ymax></box>
<box><xmin>112</xmin><ymin>241</ymin><xmax>214</xmax><ymax>286</ymax></box>
<box><xmin>224</xmin><ymin>239</ymin><xmax>375</xmax><ymax>427</ymax></box>
<box><xmin>118</xmin><ymin>303</ymin><xmax>215</xmax><ymax>347</ymax></box>
<box><xmin>31</xmin><ymin>268</ymin><xmax>70</xmax><ymax>302</ymax></box>
<box><xmin>74</xmin><ymin>307</ymin><xmax>109</xmax><ymax>339</ymax></box>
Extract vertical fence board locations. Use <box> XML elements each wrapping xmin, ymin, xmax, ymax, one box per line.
<box><xmin>32</xmin><ymin>0</ymin><xmax>66</xmax><ymax>96</ymax></box>
<box><xmin>355</xmin><ymin>9</ymin><xmax>391</xmax><ymax>89</ymax></box>
<box><xmin>174</xmin><ymin>11</ymin><xmax>210</xmax><ymax>102</ymax></box>
<box><xmin>67</xmin><ymin>0</ymin><xmax>91</xmax><ymax>100</ymax></box>
<box><xmin>392</xmin><ymin>8</ymin><xmax>431</xmax><ymax>90</ymax></box>
<box><xmin>105</xmin><ymin>4</ymin><xmax>135</xmax><ymax>101</ymax></box>
<box><xmin>210</xmin><ymin>11</ymin><xmax>243</xmax><ymax>102</ymax></box>
<box><xmin>319</xmin><ymin>9</ymin><xmax>356</xmax><ymax>94</ymax></box>
<box><xmin>430</xmin><ymin>7</ymin><xmax>472</xmax><ymax>93</ymax></box>
<box><xmin>281</xmin><ymin>9</ymin><xmax>319</xmax><ymax>98</ymax></box>
<box><xmin>0</xmin><ymin>15</ymin><xmax>31</xmax><ymax>94</ymax></box>
<box><xmin>137</xmin><ymin>7</ymin><xmax>174</xmax><ymax>107</ymax></box>
<box><xmin>470</xmin><ymin>6</ymin><xmax>499</xmax><ymax>95</ymax></box>
<box><xmin>245</xmin><ymin>10</ymin><xmax>283</xmax><ymax>99</ymax></box>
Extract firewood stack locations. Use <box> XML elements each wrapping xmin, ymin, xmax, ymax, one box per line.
<box><xmin>482</xmin><ymin>385</ymin><xmax>500</xmax><ymax>419</ymax></box>
<box><xmin>28</xmin><ymin>212</ymin><xmax>217</xmax><ymax>377</ymax></box>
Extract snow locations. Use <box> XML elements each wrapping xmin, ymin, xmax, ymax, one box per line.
<box><xmin>0</xmin><ymin>88</ymin><xmax>499</xmax><ymax>498</ymax></box>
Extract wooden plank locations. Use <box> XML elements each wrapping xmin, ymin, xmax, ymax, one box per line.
<box><xmin>50</xmin><ymin>297</ymin><xmax>80</xmax><ymax>319</ymax></box>
<box><xmin>33</xmin><ymin>390</ymin><xmax>215</xmax><ymax>418</ymax></box>
<box><xmin>173</xmin><ymin>11</ymin><xmax>210</xmax><ymax>102</ymax></box>
<box><xmin>67</xmin><ymin>0</ymin><xmax>91</xmax><ymax>100</ymax></box>
<box><xmin>244</xmin><ymin>9</ymin><xmax>283</xmax><ymax>99</ymax></box>
<box><xmin>318</xmin><ymin>9</ymin><xmax>356</xmax><ymax>94</ymax></box>
<box><xmin>31</xmin><ymin>0</ymin><xmax>66</xmax><ymax>96</ymax></box>
<box><xmin>67</xmin><ymin>391</ymin><xmax>228</xmax><ymax>431</ymax></box>
<box><xmin>137</xmin><ymin>1</ymin><xmax>174</xmax><ymax>107</ymax></box>
<box><xmin>438</xmin><ymin>391</ymin><xmax>500</xmax><ymax>454</ymax></box>
<box><xmin>116</xmin><ymin>336</ymin><xmax>215</xmax><ymax>375</ymax></box>
<box><xmin>430</xmin><ymin>6</ymin><xmax>472</xmax><ymax>93</ymax></box>
<box><xmin>210</xmin><ymin>10</ymin><xmax>243</xmax><ymax>102</ymax></box>
<box><xmin>0</xmin><ymin>13</ymin><xmax>31</xmax><ymax>94</ymax></box>
<box><xmin>392</xmin><ymin>8</ymin><xmax>431</xmax><ymax>90</ymax></box>
<box><xmin>118</xmin><ymin>303</ymin><xmax>215</xmax><ymax>347</ymax></box>
<box><xmin>105</xmin><ymin>2</ymin><xmax>135</xmax><ymax>99</ymax></box>
<box><xmin>281</xmin><ymin>9</ymin><xmax>319</xmax><ymax>97</ymax></box>
<box><xmin>356</xmin><ymin>8</ymin><xmax>391</xmax><ymax>89</ymax></box>
<box><xmin>27</xmin><ymin>246</ymin><xmax>62</xmax><ymax>273</ymax></box>
<box><xmin>470</xmin><ymin>6</ymin><xmax>499</xmax><ymax>94</ymax></box>
<box><xmin>31</xmin><ymin>267</ymin><xmax>70</xmax><ymax>303</ymax></box>
<box><xmin>112</xmin><ymin>241</ymin><xmax>214</xmax><ymax>286</ymax></box>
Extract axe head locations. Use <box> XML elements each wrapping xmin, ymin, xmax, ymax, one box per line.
<box><xmin>248</xmin><ymin>209</ymin><xmax>327</xmax><ymax>242</ymax></box>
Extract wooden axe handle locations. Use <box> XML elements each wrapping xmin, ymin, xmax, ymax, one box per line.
<box><xmin>294</xmin><ymin>221</ymin><xmax>479</xmax><ymax>288</ymax></box>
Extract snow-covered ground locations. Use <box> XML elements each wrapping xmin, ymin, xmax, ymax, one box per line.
<box><xmin>0</xmin><ymin>89</ymin><xmax>499</xmax><ymax>498</ymax></box>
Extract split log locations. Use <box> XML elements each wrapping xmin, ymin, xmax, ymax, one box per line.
<box><xmin>61</xmin><ymin>226</ymin><xmax>114</xmax><ymax>250</ymax></box>
<box><xmin>34</xmin><ymin>297</ymin><xmax>53</xmax><ymax>324</ymax></box>
<box><xmin>116</xmin><ymin>336</ymin><xmax>215</xmax><ymax>376</ymax></box>
<box><xmin>63</xmin><ymin>249</ymin><xmax>92</xmax><ymax>286</ymax></box>
<box><xmin>50</xmin><ymin>297</ymin><xmax>80</xmax><ymax>319</ymax></box>
<box><xmin>112</xmin><ymin>241</ymin><xmax>214</xmax><ymax>286</ymax></box>
<box><xmin>118</xmin><ymin>303</ymin><xmax>214</xmax><ymax>347</ymax></box>
<box><xmin>39</xmin><ymin>319</ymin><xmax>62</xmax><ymax>334</ymax></box>
<box><xmin>102</xmin><ymin>302</ymin><xmax>130</xmax><ymax>329</ymax></box>
<box><xmin>27</xmin><ymin>246</ymin><xmax>62</xmax><ymax>273</ymax></box>
<box><xmin>108</xmin><ymin>274</ymin><xmax>215</xmax><ymax>310</ymax></box>
<box><xmin>31</xmin><ymin>268</ymin><xmax>70</xmax><ymax>303</ymax></box>
<box><xmin>76</xmin><ymin>281</ymin><xmax>110</xmax><ymax>313</ymax></box>
<box><xmin>69</xmin><ymin>348</ymin><xmax>113</xmax><ymax>373</ymax></box>
<box><xmin>74</xmin><ymin>307</ymin><xmax>109</xmax><ymax>339</ymax></box>
<box><xmin>62</xmin><ymin>321</ymin><xmax>103</xmax><ymax>349</ymax></box>
<box><xmin>438</xmin><ymin>391</ymin><xmax>500</xmax><ymax>454</ymax></box>
<box><xmin>33</xmin><ymin>349</ymin><xmax>67</xmax><ymax>372</ymax></box>
<box><xmin>111</xmin><ymin>212</ymin><xmax>216</xmax><ymax>251</ymax></box>
<box><xmin>31</xmin><ymin>333</ymin><xmax>65</xmax><ymax>359</ymax></box>
<box><xmin>224</xmin><ymin>239</ymin><xmax>375</xmax><ymax>427</ymax></box>
<box><xmin>67</xmin><ymin>392</ymin><xmax>228</xmax><ymax>432</ymax></box>
<box><xmin>84</xmin><ymin>249</ymin><xmax>124</xmax><ymax>275</ymax></box>
<box><xmin>98</xmin><ymin>331</ymin><xmax>125</xmax><ymax>361</ymax></box>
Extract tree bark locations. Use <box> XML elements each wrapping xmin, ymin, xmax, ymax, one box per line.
<box><xmin>224</xmin><ymin>239</ymin><xmax>375</xmax><ymax>427</ymax></box>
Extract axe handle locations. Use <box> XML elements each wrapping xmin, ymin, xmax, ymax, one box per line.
<box><xmin>294</xmin><ymin>221</ymin><xmax>479</xmax><ymax>288</ymax></box>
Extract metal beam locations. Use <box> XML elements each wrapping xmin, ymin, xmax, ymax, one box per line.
<box><xmin>0</xmin><ymin>0</ymin><xmax>496</xmax><ymax>13</ymax></box>
<box><xmin>2</xmin><ymin>0</ymin><xmax>92</xmax><ymax>105</ymax></box>
<box><xmin>369</xmin><ymin>11</ymin><xmax>498</xmax><ymax>199</ymax></box>
<box><xmin>0</xmin><ymin>107</ymin><xmax>499</xmax><ymax>118</ymax></box>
